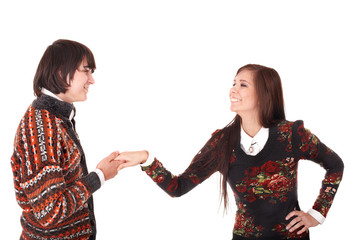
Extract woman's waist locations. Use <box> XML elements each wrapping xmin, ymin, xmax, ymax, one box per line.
<box><xmin>232</xmin><ymin>232</ymin><xmax>310</xmax><ymax>240</ymax></box>
<box><xmin>233</xmin><ymin>200</ymin><xmax>305</xmax><ymax>239</ymax></box>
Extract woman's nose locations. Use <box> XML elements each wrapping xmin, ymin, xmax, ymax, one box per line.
<box><xmin>230</xmin><ymin>85</ymin><xmax>238</xmax><ymax>94</ymax></box>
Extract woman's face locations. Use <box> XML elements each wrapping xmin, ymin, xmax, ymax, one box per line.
<box><xmin>229</xmin><ymin>70</ymin><xmax>259</xmax><ymax>116</ymax></box>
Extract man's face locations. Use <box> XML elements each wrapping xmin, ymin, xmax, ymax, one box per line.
<box><xmin>59</xmin><ymin>59</ymin><xmax>95</xmax><ymax>103</ymax></box>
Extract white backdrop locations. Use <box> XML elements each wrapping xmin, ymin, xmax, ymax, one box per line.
<box><xmin>0</xmin><ymin>0</ymin><xmax>353</xmax><ymax>239</ymax></box>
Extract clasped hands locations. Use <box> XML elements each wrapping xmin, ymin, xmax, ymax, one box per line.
<box><xmin>96</xmin><ymin>151</ymin><xmax>148</xmax><ymax>181</ymax></box>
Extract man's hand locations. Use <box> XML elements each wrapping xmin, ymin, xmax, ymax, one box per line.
<box><xmin>96</xmin><ymin>151</ymin><xmax>123</xmax><ymax>181</ymax></box>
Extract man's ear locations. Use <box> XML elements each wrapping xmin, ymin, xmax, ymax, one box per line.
<box><xmin>66</xmin><ymin>74</ymin><xmax>71</xmax><ymax>85</ymax></box>
<box><xmin>59</xmin><ymin>69</ymin><xmax>71</xmax><ymax>86</ymax></box>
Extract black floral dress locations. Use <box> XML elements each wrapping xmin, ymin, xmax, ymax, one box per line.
<box><xmin>141</xmin><ymin>120</ymin><xmax>344</xmax><ymax>240</ymax></box>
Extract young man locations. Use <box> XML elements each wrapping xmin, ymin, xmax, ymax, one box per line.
<box><xmin>11</xmin><ymin>39</ymin><xmax>120</xmax><ymax>240</ymax></box>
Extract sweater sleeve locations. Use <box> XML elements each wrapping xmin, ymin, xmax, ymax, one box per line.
<box><xmin>293</xmin><ymin>120</ymin><xmax>344</xmax><ymax>218</ymax></box>
<box><xmin>11</xmin><ymin>108</ymin><xmax>100</xmax><ymax>228</ymax></box>
<box><xmin>141</xmin><ymin>130</ymin><xmax>222</xmax><ymax>197</ymax></box>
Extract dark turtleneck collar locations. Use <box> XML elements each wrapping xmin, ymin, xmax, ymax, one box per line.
<box><xmin>32</xmin><ymin>94</ymin><xmax>76</xmax><ymax>120</ymax></box>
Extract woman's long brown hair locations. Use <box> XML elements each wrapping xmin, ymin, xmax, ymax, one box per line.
<box><xmin>186</xmin><ymin>64</ymin><xmax>286</xmax><ymax>210</ymax></box>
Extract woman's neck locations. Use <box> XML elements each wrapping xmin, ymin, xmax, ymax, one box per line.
<box><xmin>240</xmin><ymin>115</ymin><xmax>262</xmax><ymax>138</ymax></box>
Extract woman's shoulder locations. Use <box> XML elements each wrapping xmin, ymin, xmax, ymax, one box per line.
<box><xmin>276</xmin><ymin>119</ymin><xmax>304</xmax><ymax>129</ymax></box>
<box><xmin>274</xmin><ymin>120</ymin><xmax>308</xmax><ymax>140</ymax></box>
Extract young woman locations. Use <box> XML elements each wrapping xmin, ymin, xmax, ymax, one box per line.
<box><xmin>116</xmin><ymin>64</ymin><xmax>344</xmax><ymax>240</ymax></box>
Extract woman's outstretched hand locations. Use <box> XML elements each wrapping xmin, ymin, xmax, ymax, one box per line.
<box><xmin>114</xmin><ymin>151</ymin><xmax>149</xmax><ymax>171</ymax></box>
<box><xmin>285</xmin><ymin>210</ymin><xmax>319</xmax><ymax>235</ymax></box>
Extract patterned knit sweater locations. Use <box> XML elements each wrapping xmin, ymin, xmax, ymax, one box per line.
<box><xmin>141</xmin><ymin>120</ymin><xmax>344</xmax><ymax>240</ymax></box>
<box><xmin>11</xmin><ymin>94</ymin><xmax>101</xmax><ymax>240</ymax></box>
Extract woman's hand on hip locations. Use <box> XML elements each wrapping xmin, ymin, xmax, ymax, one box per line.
<box><xmin>285</xmin><ymin>210</ymin><xmax>320</xmax><ymax>235</ymax></box>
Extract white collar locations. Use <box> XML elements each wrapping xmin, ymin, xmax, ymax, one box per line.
<box><xmin>41</xmin><ymin>88</ymin><xmax>75</xmax><ymax>121</ymax></box>
<box><xmin>240</xmin><ymin>126</ymin><xmax>269</xmax><ymax>155</ymax></box>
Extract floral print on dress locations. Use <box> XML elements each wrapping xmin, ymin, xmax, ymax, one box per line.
<box><xmin>234</xmin><ymin>202</ymin><xmax>264</xmax><ymax>238</ymax></box>
<box><xmin>313</xmin><ymin>171</ymin><xmax>342</xmax><ymax>217</ymax></box>
<box><xmin>144</xmin><ymin>159</ymin><xmax>171</xmax><ymax>183</ymax></box>
<box><xmin>277</xmin><ymin>121</ymin><xmax>293</xmax><ymax>152</ymax></box>
<box><xmin>188</xmin><ymin>173</ymin><xmax>200</xmax><ymax>184</ymax></box>
<box><xmin>296</xmin><ymin>122</ymin><xmax>343</xmax><ymax>218</ymax></box>
<box><xmin>298</xmin><ymin>125</ymin><xmax>319</xmax><ymax>159</ymax></box>
<box><xmin>142</xmin><ymin>159</ymin><xmax>205</xmax><ymax>198</ymax></box>
<box><xmin>272</xmin><ymin>223</ymin><xmax>308</xmax><ymax>239</ymax></box>
<box><xmin>323</xmin><ymin>172</ymin><xmax>342</xmax><ymax>185</ymax></box>
<box><xmin>235</xmin><ymin>158</ymin><xmax>297</xmax><ymax>204</ymax></box>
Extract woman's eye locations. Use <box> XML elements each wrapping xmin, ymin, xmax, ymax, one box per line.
<box><xmin>241</xmin><ymin>83</ymin><xmax>247</xmax><ymax>87</ymax></box>
<box><xmin>232</xmin><ymin>83</ymin><xmax>236</xmax><ymax>86</ymax></box>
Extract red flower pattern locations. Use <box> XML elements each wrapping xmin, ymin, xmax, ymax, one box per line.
<box><xmin>324</xmin><ymin>172</ymin><xmax>342</xmax><ymax>185</ymax></box>
<box><xmin>167</xmin><ymin>177</ymin><xmax>178</xmax><ymax>193</ymax></box>
<box><xmin>189</xmin><ymin>174</ymin><xmax>200</xmax><ymax>184</ymax></box>
<box><xmin>245</xmin><ymin>166</ymin><xmax>260</xmax><ymax>178</ymax></box>
<box><xmin>236</xmin><ymin>158</ymin><xmax>296</xmax><ymax>204</ymax></box>
<box><xmin>298</xmin><ymin>124</ymin><xmax>319</xmax><ymax>158</ymax></box>
<box><xmin>265</xmin><ymin>174</ymin><xmax>290</xmax><ymax>191</ymax></box>
<box><xmin>234</xmin><ymin>202</ymin><xmax>264</xmax><ymax>238</ymax></box>
<box><xmin>278</xmin><ymin>121</ymin><xmax>293</xmax><ymax>152</ymax></box>
<box><xmin>236</xmin><ymin>185</ymin><xmax>247</xmax><ymax>193</ymax></box>
<box><xmin>156</xmin><ymin>175</ymin><xmax>165</xmax><ymax>183</ymax></box>
<box><xmin>261</xmin><ymin>161</ymin><xmax>281</xmax><ymax>176</ymax></box>
<box><xmin>272</xmin><ymin>223</ymin><xmax>308</xmax><ymax>239</ymax></box>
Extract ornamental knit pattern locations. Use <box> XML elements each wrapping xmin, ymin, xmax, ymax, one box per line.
<box><xmin>141</xmin><ymin>120</ymin><xmax>344</xmax><ymax>240</ymax></box>
<box><xmin>11</xmin><ymin>94</ymin><xmax>101</xmax><ymax>240</ymax></box>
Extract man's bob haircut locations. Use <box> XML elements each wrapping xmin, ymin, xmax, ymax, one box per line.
<box><xmin>33</xmin><ymin>39</ymin><xmax>96</xmax><ymax>97</ymax></box>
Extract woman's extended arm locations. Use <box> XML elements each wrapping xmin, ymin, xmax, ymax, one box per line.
<box><xmin>116</xmin><ymin>131</ymin><xmax>222</xmax><ymax>197</ymax></box>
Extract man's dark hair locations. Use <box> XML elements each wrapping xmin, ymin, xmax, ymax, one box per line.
<box><xmin>33</xmin><ymin>39</ymin><xmax>96</xmax><ymax>97</ymax></box>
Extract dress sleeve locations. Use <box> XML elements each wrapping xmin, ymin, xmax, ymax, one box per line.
<box><xmin>11</xmin><ymin>109</ymin><xmax>100</xmax><ymax>228</ymax></box>
<box><xmin>141</xmin><ymin>130</ymin><xmax>222</xmax><ymax>197</ymax></box>
<box><xmin>293</xmin><ymin>120</ymin><xmax>344</xmax><ymax>218</ymax></box>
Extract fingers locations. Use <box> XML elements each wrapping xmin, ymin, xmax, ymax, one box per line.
<box><xmin>285</xmin><ymin>210</ymin><xmax>317</xmax><ymax>235</ymax></box>
<box><xmin>286</xmin><ymin>211</ymin><xmax>303</xmax><ymax>232</ymax></box>
<box><xmin>96</xmin><ymin>152</ymin><xmax>122</xmax><ymax>181</ymax></box>
<box><xmin>117</xmin><ymin>161</ymin><xmax>134</xmax><ymax>172</ymax></box>
<box><xmin>117</xmin><ymin>163</ymin><xmax>127</xmax><ymax>172</ymax></box>
<box><xmin>114</xmin><ymin>151</ymin><xmax>145</xmax><ymax>167</ymax></box>
<box><xmin>114</xmin><ymin>154</ymin><xmax>124</xmax><ymax>161</ymax></box>
<box><xmin>285</xmin><ymin>210</ymin><xmax>297</xmax><ymax>221</ymax></box>
<box><xmin>114</xmin><ymin>151</ymin><xmax>131</xmax><ymax>161</ymax></box>
<box><xmin>297</xmin><ymin>226</ymin><xmax>308</xmax><ymax>235</ymax></box>
<box><xmin>108</xmin><ymin>151</ymin><xmax>120</xmax><ymax>162</ymax></box>
<box><xmin>287</xmin><ymin>217</ymin><xmax>303</xmax><ymax>233</ymax></box>
<box><xmin>103</xmin><ymin>151</ymin><xmax>147</xmax><ymax>173</ymax></box>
